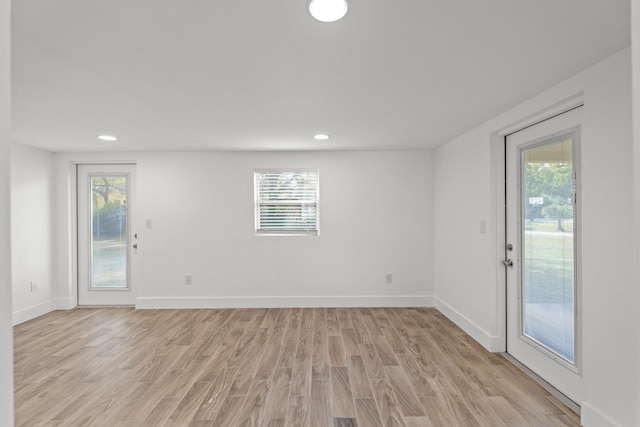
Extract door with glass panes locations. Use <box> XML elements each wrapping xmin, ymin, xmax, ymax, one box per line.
<box><xmin>77</xmin><ymin>164</ymin><xmax>136</xmax><ymax>305</ymax></box>
<box><xmin>505</xmin><ymin>107</ymin><xmax>583</xmax><ymax>405</ymax></box>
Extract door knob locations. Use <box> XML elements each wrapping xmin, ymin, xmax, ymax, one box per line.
<box><xmin>502</xmin><ymin>259</ymin><xmax>513</xmax><ymax>268</ymax></box>
<box><xmin>133</xmin><ymin>243</ymin><xmax>138</xmax><ymax>249</ymax></box>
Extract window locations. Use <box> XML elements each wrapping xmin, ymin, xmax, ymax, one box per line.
<box><xmin>254</xmin><ymin>169</ymin><xmax>319</xmax><ymax>236</ymax></box>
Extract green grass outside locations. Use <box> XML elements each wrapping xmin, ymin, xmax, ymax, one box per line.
<box><xmin>92</xmin><ymin>238</ymin><xmax>127</xmax><ymax>288</ymax></box>
<box><xmin>522</xmin><ymin>230</ymin><xmax>574</xmax><ymax>304</ymax></box>
<box><xmin>524</xmin><ymin>220</ymin><xmax>574</xmax><ymax>233</ymax></box>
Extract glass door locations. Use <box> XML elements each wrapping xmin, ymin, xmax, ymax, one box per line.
<box><xmin>77</xmin><ymin>164</ymin><xmax>136</xmax><ymax>305</ymax></box>
<box><xmin>521</xmin><ymin>138</ymin><xmax>576</xmax><ymax>363</ymax></box>
<box><xmin>505</xmin><ymin>107</ymin><xmax>582</xmax><ymax>405</ymax></box>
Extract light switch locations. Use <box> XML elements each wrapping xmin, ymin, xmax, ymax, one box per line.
<box><xmin>480</xmin><ymin>220</ymin><xmax>487</xmax><ymax>234</ymax></box>
<box><xmin>145</xmin><ymin>218</ymin><xmax>153</xmax><ymax>228</ymax></box>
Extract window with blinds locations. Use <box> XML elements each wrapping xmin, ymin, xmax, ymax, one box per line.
<box><xmin>254</xmin><ymin>169</ymin><xmax>319</xmax><ymax>236</ymax></box>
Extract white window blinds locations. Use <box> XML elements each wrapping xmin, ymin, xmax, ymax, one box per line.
<box><xmin>254</xmin><ymin>169</ymin><xmax>319</xmax><ymax>236</ymax></box>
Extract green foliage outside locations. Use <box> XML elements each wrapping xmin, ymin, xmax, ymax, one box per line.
<box><xmin>92</xmin><ymin>176</ymin><xmax>127</xmax><ymax>241</ymax></box>
<box><xmin>90</xmin><ymin>176</ymin><xmax>128</xmax><ymax>288</ymax></box>
<box><xmin>522</xmin><ymin>149</ymin><xmax>575</xmax><ymax>305</ymax></box>
<box><xmin>524</xmin><ymin>161</ymin><xmax>573</xmax><ymax>231</ymax></box>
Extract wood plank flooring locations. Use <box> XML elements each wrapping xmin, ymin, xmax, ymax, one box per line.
<box><xmin>14</xmin><ymin>307</ymin><xmax>581</xmax><ymax>426</ymax></box>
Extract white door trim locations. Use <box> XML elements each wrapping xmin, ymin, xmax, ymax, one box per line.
<box><xmin>503</xmin><ymin>106</ymin><xmax>584</xmax><ymax>404</ymax></box>
<box><xmin>490</xmin><ymin>93</ymin><xmax>585</xmax><ymax>353</ymax></box>
<box><xmin>76</xmin><ymin>163</ymin><xmax>137</xmax><ymax>306</ymax></box>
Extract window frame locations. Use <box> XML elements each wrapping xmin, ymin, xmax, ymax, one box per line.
<box><xmin>253</xmin><ymin>168</ymin><xmax>320</xmax><ymax>237</ymax></box>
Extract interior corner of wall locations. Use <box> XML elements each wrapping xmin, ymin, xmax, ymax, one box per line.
<box><xmin>433</xmin><ymin>296</ymin><xmax>500</xmax><ymax>352</ymax></box>
<box><xmin>55</xmin><ymin>297</ymin><xmax>76</xmax><ymax>310</ymax></box>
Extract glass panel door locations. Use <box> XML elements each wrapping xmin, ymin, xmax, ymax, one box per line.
<box><xmin>505</xmin><ymin>106</ymin><xmax>582</xmax><ymax>405</ymax></box>
<box><xmin>521</xmin><ymin>136</ymin><xmax>576</xmax><ymax>363</ymax></box>
<box><xmin>90</xmin><ymin>175</ymin><xmax>129</xmax><ymax>289</ymax></box>
<box><xmin>78</xmin><ymin>164</ymin><xmax>136</xmax><ymax>306</ymax></box>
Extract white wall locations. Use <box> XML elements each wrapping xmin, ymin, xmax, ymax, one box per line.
<box><xmin>433</xmin><ymin>124</ymin><xmax>498</xmax><ymax>349</ymax></box>
<box><xmin>434</xmin><ymin>48</ymin><xmax>637</xmax><ymax>427</ymax></box>
<box><xmin>56</xmin><ymin>150</ymin><xmax>434</xmax><ymax>308</ymax></box>
<box><xmin>11</xmin><ymin>144</ymin><xmax>56</xmax><ymax>324</ymax></box>
<box><xmin>0</xmin><ymin>0</ymin><xmax>13</xmax><ymax>424</ymax></box>
<box><xmin>578</xmin><ymin>49</ymin><xmax>636</xmax><ymax>427</ymax></box>
<box><xmin>632</xmin><ymin>0</ymin><xmax>640</xmax><ymax>423</ymax></box>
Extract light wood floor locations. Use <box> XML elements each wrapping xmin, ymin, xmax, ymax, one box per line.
<box><xmin>14</xmin><ymin>307</ymin><xmax>581</xmax><ymax>426</ymax></box>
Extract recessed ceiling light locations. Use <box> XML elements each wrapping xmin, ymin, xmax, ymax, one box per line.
<box><xmin>314</xmin><ymin>134</ymin><xmax>330</xmax><ymax>140</ymax></box>
<box><xmin>98</xmin><ymin>135</ymin><xmax>118</xmax><ymax>142</ymax></box>
<box><xmin>309</xmin><ymin>0</ymin><xmax>348</xmax><ymax>23</ymax></box>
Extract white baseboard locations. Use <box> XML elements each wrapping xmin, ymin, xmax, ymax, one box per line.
<box><xmin>13</xmin><ymin>299</ymin><xmax>56</xmax><ymax>325</ymax></box>
<box><xmin>136</xmin><ymin>295</ymin><xmax>434</xmax><ymax>310</ymax></box>
<box><xmin>55</xmin><ymin>297</ymin><xmax>77</xmax><ymax>310</ymax></box>
<box><xmin>434</xmin><ymin>297</ymin><xmax>501</xmax><ymax>352</ymax></box>
<box><xmin>581</xmin><ymin>402</ymin><xmax>623</xmax><ymax>427</ymax></box>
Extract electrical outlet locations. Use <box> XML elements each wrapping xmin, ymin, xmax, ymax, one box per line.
<box><xmin>30</xmin><ymin>281</ymin><xmax>38</xmax><ymax>292</ymax></box>
<box><xmin>385</xmin><ymin>273</ymin><xmax>393</xmax><ymax>284</ymax></box>
<box><xmin>185</xmin><ymin>275</ymin><xmax>192</xmax><ymax>285</ymax></box>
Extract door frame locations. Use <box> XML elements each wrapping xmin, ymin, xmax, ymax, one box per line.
<box><xmin>508</xmin><ymin>123</ymin><xmax>583</xmax><ymax>375</ymax></box>
<box><xmin>490</xmin><ymin>94</ymin><xmax>584</xmax><ymax>410</ymax></box>
<box><xmin>73</xmin><ymin>161</ymin><xmax>138</xmax><ymax>306</ymax></box>
<box><xmin>490</xmin><ymin>93</ymin><xmax>584</xmax><ymax>352</ymax></box>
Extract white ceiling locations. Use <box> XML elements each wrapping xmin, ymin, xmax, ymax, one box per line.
<box><xmin>11</xmin><ymin>0</ymin><xmax>630</xmax><ymax>152</ymax></box>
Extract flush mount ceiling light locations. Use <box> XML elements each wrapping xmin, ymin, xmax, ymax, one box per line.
<box><xmin>309</xmin><ymin>0</ymin><xmax>348</xmax><ymax>22</ymax></box>
<box><xmin>97</xmin><ymin>135</ymin><xmax>118</xmax><ymax>142</ymax></box>
<box><xmin>314</xmin><ymin>134</ymin><xmax>330</xmax><ymax>140</ymax></box>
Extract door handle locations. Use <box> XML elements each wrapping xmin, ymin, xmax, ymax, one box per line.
<box><xmin>502</xmin><ymin>259</ymin><xmax>513</xmax><ymax>268</ymax></box>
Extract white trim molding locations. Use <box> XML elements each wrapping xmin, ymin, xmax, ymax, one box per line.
<box><xmin>490</xmin><ymin>92</ymin><xmax>586</xmax><ymax>356</ymax></box>
<box><xmin>13</xmin><ymin>299</ymin><xmax>55</xmax><ymax>325</ymax></box>
<box><xmin>136</xmin><ymin>295</ymin><xmax>434</xmax><ymax>310</ymax></box>
<box><xmin>434</xmin><ymin>297</ymin><xmax>501</xmax><ymax>352</ymax></box>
